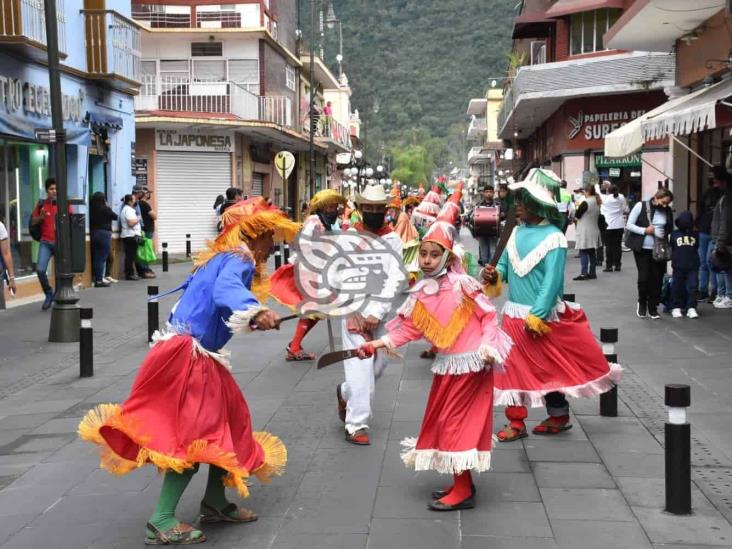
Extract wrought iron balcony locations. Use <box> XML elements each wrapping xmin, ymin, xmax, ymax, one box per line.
<box><xmin>83</xmin><ymin>10</ymin><xmax>142</xmax><ymax>86</ymax></box>
<box><xmin>0</xmin><ymin>0</ymin><xmax>66</xmax><ymax>55</ymax></box>
<box><xmin>302</xmin><ymin>115</ymin><xmax>351</xmax><ymax>150</ymax></box>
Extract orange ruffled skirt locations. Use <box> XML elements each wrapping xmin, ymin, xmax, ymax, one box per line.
<box><xmin>78</xmin><ymin>335</ymin><xmax>286</xmax><ymax>498</ymax></box>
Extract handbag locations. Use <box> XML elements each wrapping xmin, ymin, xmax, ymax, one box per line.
<box><xmin>28</xmin><ymin>200</ymin><xmax>44</xmax><ymax>241</ymax></box>
<box><xmin>652</xmin><ymin>236</ymin><xmax>671</xmax><ymax>262</ymax></box>
<box><xmin>136</xmin><ymin>236</ymin><xmax>157</xmax><ymax>264</ymax></box>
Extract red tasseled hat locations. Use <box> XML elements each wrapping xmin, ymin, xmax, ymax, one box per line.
<box><xmin>422</xmin><ymin>183</ymin><xmax>463</xmax><ymax>251</ymax></box>
<box><xmin>411</xmin><ymin>186</ymin><xmax>443</xmax><ymax>227</ymax></box>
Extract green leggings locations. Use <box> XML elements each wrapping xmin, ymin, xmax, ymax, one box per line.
<box><xmin>148</xmin><ymin>464</ymin><xmax>230</xmax><ymax>532</ymax></box>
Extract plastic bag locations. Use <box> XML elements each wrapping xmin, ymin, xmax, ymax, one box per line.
<box><xmin>136</xmin><ymin>237</ymin><xmax>157</xmax><ymax>264</ymax></box>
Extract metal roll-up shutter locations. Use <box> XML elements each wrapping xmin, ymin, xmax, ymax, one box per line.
<box><xmin>156</xmin><ymin>151</ymin><xmax>231</xmax><ymax>254</ymax></box>
<box><xmin>251</xmin><ymin>172</ymin><xmax>264</xmax><ymax>197</ymax></box>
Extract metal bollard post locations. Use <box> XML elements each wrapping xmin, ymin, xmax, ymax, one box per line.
<box><xmin>665</xmin><ymin>384</ymin><xmax>691</xmax><ymax>515</ymax></box>
<box><xmin>283</xmin><ymin>243</ymin><xmax>290</xmax><ymax>264</ymax></box>
<box><xmin>563</xmin><ymin>293</ymin><xmax>575</xmax><ymax>302</ymax></box>
<box><xmin>162</xmin><ymin>242</ymin><xmax>169</xmax><ymax>272</ymax></box>
<box><xmin>600</xmin><ymin>328</ymin><xmax>618</xmax><ymax>417</ymax></box>
<box><xmin>79</xmin><ymin>307</ymin><xmax>93</xmax><ymax>377</ymax></box>
<box><xmin>147</xmin><ymin>285</ymin><xmax>159</xmax><ymax>344</ymax></box>
<box><xmin>185</xmin><ymin>234</ymin><xmax>192</xmax><ymax>258</ymax></box>
<box><xmin>274</xmin><ymin>244</ymin><xmax>282</xmax><ymax>269</ymax></box>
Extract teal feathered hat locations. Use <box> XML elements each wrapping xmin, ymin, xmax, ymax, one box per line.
<box><xmin>507</xmin><ymin>168</ymin><xmax>564</xmax><ymax>228</ymax></box>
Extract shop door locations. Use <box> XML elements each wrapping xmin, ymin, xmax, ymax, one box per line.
<box><xmin>156</xmin><ymin>151</ymin><xmax>231</xmax><ymax>254</ymax></box>
<box><xmin>88</xmin><ymin>155</ymin><xmax>107</xmax><ymax>199</ymax></box>
<box><xmin>251</xmin><ymin>172</ymin><xmax>264</xmax><ymax>197</ymax></box>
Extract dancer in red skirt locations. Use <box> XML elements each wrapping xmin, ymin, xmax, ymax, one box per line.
<box><xmin>358</xmin><ymin>184</ymin><xmax>513</xmax><ymax>511</ymax></box>
<box><xmin>482</xmin><ymin>169</ymin><xmax>622</xmax><ymax>441</ymax></box>
<box><xmin>79</xmin><ymin>198</ymin><xmax>299</xmax><ymax>545</ymax></box>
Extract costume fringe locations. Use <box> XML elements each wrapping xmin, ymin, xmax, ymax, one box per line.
<box><xmin>494</xmin><ymin>362</ymin><xmax>624</xmax><ymax>408</ymax></box>
<box><xmin>525</xmin><ymin>314</ymin><xmax>552</xmax><ymax>336</ymax></box>
<box><xmin>410</xmin><ymin>298</ymin><xmax>474</xmax><ymax>349</ymax></box>
<box><xmin>400</xmin><ymin>438</ymin><xmax>492</xmax><ymax>474</ymax></box>
<box><xmin>507</xmin><ymin>230</ymin><xmax>567</xmax><ymax>278</ymax></box>
<box><xmin>151</xmin><ymin>331</ymin><xmax>233</xmax><ymax>370</ymax></box>
<box><xmin>430</xmin><ymin>345</ymin><xmax>506</xmax><ymax>376</ymax></box>
<box><xmin>483</xmin><ymin>272</ymin><xmax>503</xmax><ymax>298</ymax></box>
<box><xmin>501</xmin><ymin>300</ymin><xmax>580</xmax><ymax>321</ymax></box>
<box><xmin>78</xmin><ymin>404</ymin><xmax>287</xmax><ymax>498</ymax></box>
<box><xmin>226</xmin><ymin>306</ymin><xmax>269</xmax><ymax>334</ymax></box>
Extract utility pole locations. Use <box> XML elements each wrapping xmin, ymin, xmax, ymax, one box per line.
<box><xmin>44</xmin><ymin>0</ymin><xmax>79</xmax><ymax>342</ymax></box>
<box><xmin>308</xmin><ymin>0</ymin><xmax>317</xmax><ymax>194</ymax></box>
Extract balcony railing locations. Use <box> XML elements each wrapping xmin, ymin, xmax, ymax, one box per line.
<box><xmin>135</xmin><ymin>76</ymin><xmax>293</xmax><ymax>127</ymax></box>
<box><xmin>132</xmin><ymin>5</ymin><xmax>191</xmax><ymax>28</ymax></box>
<box><xmin>132</xmin><ymin>4</ymin><xmax>263</xmax><ymax>30</ymax></box>
<box><xmin>0</xmin><ymin>0</ymin><xmax>66</xmax><ymax>53</ymax></box>
<box><xmin>303</xmin><ymin>115</ymin><xmax>351</xmax><ymax>149</ymax></box>
<box><xmin>84</xmin><ymin>10</ymin><xmax>141</xmax><ymax>83</ymax></box>
<box><xmin>467</xmin><ymin>117</ymin><xmax>487</xmax><ymax>139</ymax></box>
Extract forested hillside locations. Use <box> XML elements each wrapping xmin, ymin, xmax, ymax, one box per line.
<box><xmin>300</xmin><ymin>0</ymin><xmax>516</xmax><ymax>164</ymax></box>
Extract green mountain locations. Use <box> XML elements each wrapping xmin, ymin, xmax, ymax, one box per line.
<box><xmin>301</xmin><ymin>0</ymin><xmax>516</xmax><ymax>161</ymax></box>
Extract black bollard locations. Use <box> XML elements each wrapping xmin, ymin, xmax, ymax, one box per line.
<box><xmin>147</xmin><ymin>285</ymin><xmax>159</xmax><ymax>343</ymax></box>
<box><xmin>600</xmin><ymin>328</ymin><xmax>618</xmax><ymax>417</ymax></box>
<box><xmin>274</xmin><ymin>244</ymin><xmax>282</xmax><ymax>269</ymax></box>
<box><xmin>283</xmin><ymin>243</ymin><xmax>290</xmax><ymax>264</ymax></box>
<box><xmin>186</xmin><ymin>234</ymin><xmax>191</xmax><ymax>258</ymax></box>
<box><xmin>563</xmin><ymin>293</ymin><xmax>575</xmax><ymax>302</ymax></box>
<box><xmin>79</xmin><ymin>307</ymin><xmax>93</xmax><ymax>377</ymax></box>
<box><xmin>162</xmin><ymin>242</ymin><xmax>169</xmax><ymax>272</ymax></box>
<box><xmin>665</xmin><ymin>384</ymin><xmax>691</xmax><ymax>515</ymax></box>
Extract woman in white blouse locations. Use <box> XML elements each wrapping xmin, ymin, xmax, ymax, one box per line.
<box><xmin>120</xmin><ymin>194</ymin><xmax>142</xmax><ymax>280</ymax></box>
<box><xmin>598</xmin><ymin>184</ymin><xmax>628</xmax><ymax>272</ymax></box>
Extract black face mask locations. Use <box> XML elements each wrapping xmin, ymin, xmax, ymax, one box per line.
<box><xmin>321</xmin><ymin>210</ymin><xmax>338</xmax><ymax>227</ymax></box>
<box><xmin>362</xmin><ymin>211</ymin><xmax>385</xmax><ymax>231</ymax></box>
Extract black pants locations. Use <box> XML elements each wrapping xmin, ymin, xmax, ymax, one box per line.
<box><xmin>545</xmin><ymin>391</ymin><xmax>569</xmax><ymax>417</ymax></box>
<box><xmin>605</xmin><ymin>229</ymin><xmax>624</xmax><ymax>269</ymax></box>
<box><xmin>633</xmin><ymin>250</ymin><xmax>666</xmax><ymax>308</ymax></box>
<box><xmin>122</xmin><ymin>236</ymin><xmax>138</xmax><ymax>278</ymax></box>
<box><xmin>596</xmin><ymin>229</ymin><xmax>606</xmax><ymax>264</ymax></box>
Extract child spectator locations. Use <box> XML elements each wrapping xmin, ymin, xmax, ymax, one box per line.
<box><xmin>670</xmin><ymin>211</ymin><xmax>700</xmax><ymax>318</ymax></box>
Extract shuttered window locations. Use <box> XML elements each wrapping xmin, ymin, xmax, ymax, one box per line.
<box><xmin>251</xmin><ymin>172</ymin><xmax>265</xmax><ymax>196</ymax></box>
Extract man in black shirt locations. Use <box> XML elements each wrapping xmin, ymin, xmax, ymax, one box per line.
<box><xmin>697</xmin><ymin>166</ymin><xmax>726</xmax><ymax>301</ymax></box>
<box><xmin>476</xmin><ymin>185</ymin><xmax>498</xmax><ymax>265</ymax></box>
<box><xmin>134</xmin><ymin>185</ymin><xmax>156</xmax><ymax>279</ymax></box>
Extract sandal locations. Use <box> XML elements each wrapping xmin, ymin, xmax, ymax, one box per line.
<box><xmin>496</xmin><ymin>424</ymin><xmax>528</xmax><ymax>443</ymax></box>
<box><xmin>286</xmin><ymin>346</ymin><xmax>316</xmax><ymax>362</ymax></box>
<box><xmin>200</xmin><ymin>501</ymin><xmax>258</xmax><ymax>524</ymax></box>
<box><xmin>420</xmin><ymin>348</ymin><xmax>436</xmax><ymax>360</ymax></box>
<box><xmin>532</xmin><ymin>416</ymin><xmax>572</xmax><ymax>435</ymax></box>
<box><xmin>145</xmin><ymin>522</ymin><xmax>206</xmax><ymax>545</ymax></box>
<box><xmin>345</xmin><ymin>428</ymin><xmax>370</xmax><ymax>446</ymax></box>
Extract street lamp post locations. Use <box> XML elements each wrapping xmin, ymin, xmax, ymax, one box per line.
<box><xmin>44</xmin><ymin>0</ymin><xmax>79</xmax><ymax>342</ymax></box>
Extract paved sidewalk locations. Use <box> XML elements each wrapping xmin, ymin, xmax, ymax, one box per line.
<box><xmin>0</xmin><ymin>235</ymin><xmax>731</xmax><ymax>548</ymax></box>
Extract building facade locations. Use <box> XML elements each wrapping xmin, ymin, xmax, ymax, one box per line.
<box><xmin>499</xmin><ymin>0</ymin><xmax>675</xmax><ymax>201</ymax></box>
<box><xmin>1</xmin><ymin>0</ymin><xmax>140</xmax><ymax>306</ymax></box>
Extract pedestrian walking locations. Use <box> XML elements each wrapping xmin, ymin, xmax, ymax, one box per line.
<box><xmin>89</xmin><ymin>192</ymin><xmax>118</xmax><ymax>288</ymax></box>
<box><xmin>79</xmin><ymin>197</ymin><xmax>298</xmax><ymax>545</ymax></box>
<box><xmin>573</xmin><ymin>184</ymin><xmax>602</xmax><ymax>280</ymax></box>
<box><xmin>338</xmin><ymin>185</ymin><xmax>403</xmax><ymax>446</ymax></box>
<box><xmin>120</xmin><ymin>194</ymin><xmax>142</xmax><ymax>281</ymax></box>
<box><xmin>697</xmin><ymin>166</ymin><xmax>725</xmax><ymax>302</ymax></box>
<box><xmin>0</xmin><ymin>220</ymin><xmax>17</xmax><ymax>296</ymax></box>
<box><xmin>599</xmin><ymin>183</ymin><xmax>628</xmax><ymax>272</ymax></box>
<box><xmin>669</xmin><ymin>211</ymin><xmax>700</xmax><ymax>319</ymax></box>
<box><xmin>357</xmin><ymin>185</ymin><xmax>512</xmax><ymax>512</ymax></box>
<box><xmin>481</xmin><ymin>168</ymin><xmax>621</xmax><ymax>441</ymax></box>
<box><xmin>475</xmin><ymin>185</ymin><xmax>498</xmax><ymax>266</ymax></box>
<box><xmin>625</xmin><ymin>188</ymin><xmax>674</xmax><ymax>319</ymax></box>
<box><xmin>557</xmin><ymin>180</ymin><xmax>573</xmax><ymax>233</ymax></box>
<box><xmin>710</xmin><ymin>178</ymin><xmax>732</xmax><ymax>309</ymax></box>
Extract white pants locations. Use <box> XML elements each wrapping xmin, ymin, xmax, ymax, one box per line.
<box><xmin>340</xmin><ymin>320</ymin><xmax>388</xmax><ymax>434</ymax></box>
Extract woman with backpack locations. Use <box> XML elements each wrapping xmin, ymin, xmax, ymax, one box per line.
<box><xmin>625</xmin><ymin>188</ymin><xmax>674</xmax><ymax>319</ymax></box>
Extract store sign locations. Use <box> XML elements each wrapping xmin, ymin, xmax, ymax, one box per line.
<box><xmin>569</xmin><ymin>110</ymin><xmax>647</xmax><ymax>141</ymax></box>
<box><xmin>595</xmin><ymin>153</ymin><xmax>642</xmax><ymax>168</ymax></box>
<box><xmin>608</xmin><ymin>168</ymin><xmax>621</xmax><ymax>177</ymax></box>
<box><xmin>156</xmin><ymin>129</ymin><xmax>233</xmax><ymax>152</ymax></box>
<box><xmin>0</xmin><ymin>74</ymin><xmax>84</xmax><ymax>122</ymax></box>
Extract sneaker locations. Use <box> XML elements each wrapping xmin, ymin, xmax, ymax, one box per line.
<box><xmin>126</xmin><ymin>275</ymin><xmax>141</xmax><ymax>281</ymax></box>
<box><xmin>708</xmin><ymin>293</ymin><xmax>718</xmax><ymax>304</ymax></box>
<box><xmin>671</xmin><ymin>308</ymin><xmax>683</xmax><ymax>318</ymax></box>
<box><xmin>687</xmin><ymin>308</ymin><xmax>699</xmax><ymax>319</ymax></box>
<box><xmin>697</xmin><ymin>292</ymin><xmax>709</xmax><ymax>302</ymax></box>
<box><xmin>648</xmin><ymin>306</ymin><xmax>661</xmax><ymax>319</ymax></box>
<box><xmin>636</xmin><ymin>302</ymin><xmax>647</xmax><ymax>318</ymax></box>
<box><xmin>713</xmin><ymin>295</ymin><xmax>725</xmax><ymax>307</ymax></box>
<box><xmin>573</xmin><ymin>274</ymin><xmax>588</xmax><ymax>281</ymax></box>
<box><xmin>94</xmin><ymin>281</ymin><xmax>111</xmax><ymax>288</ymax></box>
<box><xmin>714</xmin><ymin>296</ymin><xmax>732</xmax><ymax>309</ymax></box>
<box><xmin>141</xmin><ymin>271</ymin><xmax>157</xmax><ymax>279</ymax></box>
<box><xmin>41</xmin><ymin>293</ymin><xmax>54</xmax><ymax>311</ymax></box>
<box><xmin>104</xmin><ymin>276</ymin><xmax>119</xmax><ymax>284</ymax></box>
<box><xmin>614</xmin><ymin>266</ymin><xmax>622</xmax><ymax>272</ymax></box>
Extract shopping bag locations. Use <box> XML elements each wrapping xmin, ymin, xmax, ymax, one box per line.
<box><xmin>136</xmin><ymin>237</ymin><xmax>157</xmax><ymax>264</ymax></box>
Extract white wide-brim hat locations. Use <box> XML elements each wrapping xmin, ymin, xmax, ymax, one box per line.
<box><xmin>356</xmin><ymin>184</ymin><xmax>390</xmax><ymax>205</ymax></box>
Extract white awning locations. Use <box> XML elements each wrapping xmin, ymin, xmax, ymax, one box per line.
<box><xmin>603</xmin><ymin>82</ymin><xmax>728</xmax><ymax>158</ymax></box>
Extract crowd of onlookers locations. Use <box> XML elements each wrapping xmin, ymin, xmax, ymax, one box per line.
<box><xmin>568</xmin><ymin>165</ymin><xmax>732</xmax><ymax>319</ymax></box>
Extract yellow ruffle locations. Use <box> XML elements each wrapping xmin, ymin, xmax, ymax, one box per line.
<box><xmin>483</xmin><ymin>272</ymin><xmax>503</xmax><ymax>298</ymax></box>
<box><xmin>525</xmin><ymin>314</ymin><xmax>551</xmax><ymax>336</ymax></box>
<box><xmin>411</xmin><ymin>297</ymin><xmax>475</xmax><ymax>349</ymax></box>
<box><xmin>77</xmin><ymin>404</ymin><xmax>287</xmax><ymax>499</ymax></box>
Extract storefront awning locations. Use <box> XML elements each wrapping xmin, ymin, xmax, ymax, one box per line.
<box><xmin>86</xmin><ymin>112</ymin><xmax>123</xmax><ymax>130</ymax></box>
<box><xmin>0</xmin><ymin>116</ymin><xmax>91</xmax><ymax>146</ymax></box>
<box><xmin>603</xmin><ymin>84</ymin><xmax>718</xmax><ymax>158</ymax></box>
<box><xmin>546</xmin><ymin>0</ymin><xmax>625</xmax><ymax>18</ymax></box>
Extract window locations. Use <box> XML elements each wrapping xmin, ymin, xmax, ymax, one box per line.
<box><xmin>569</xmin><ymin>8</ymin><xmax>621</xmax><ymax>55</ymax></box>
<box><xmin>229</xmin><ymin>59</ymin><xmax>259</xmax><ymax>91</ymax></box>
<box><xmin>191</xmin><ymin>42</ymin><xmax>223</xmax><ymax>56</ymax></box>
<box><xmin>530</xmin><ymin>41</ymin><xmax>546</xmax><ymax>65</ymax></box>
<box><xmin>160</xmin><ymin>59</ymin><xmax>189</xmax><ymax>90</ymax></box>
<box><xmin>192</xmin><ymin>59</ymin><xmax>226</xmax><ymax>82</ymax></box>
<box><xmin>140</xmin><ymin>60</ymin><xmax>157</xmax><ymax>93</ymax></box>
<box><xmin>285</xmin><ymin>65</ymin><xmax>296</xmax><ymax>91</ymax></box>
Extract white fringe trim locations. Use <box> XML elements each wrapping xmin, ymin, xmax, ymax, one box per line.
<box><xmin>225</xmin><ymin>306</ymin><xmax>269</xmax><ymax>334</ymax></box>
<box><xmin>494</xmin><ymin>362</ymin><xmax>624</xmax><ymax>408</ymax></box>
<box><xmin>400</xmin><ymin>437</ymin><xmax>492</xmax><ymax>474</ymax></box>
<box><xmin>430</xmin><ymin>345</ymin><xmax>506</xmax><ymax>376</ymax></box>
<box><xmin>381</xmin><ymin>334</ymin><xmax>396</xmax><ymax>351</ymax></box>
<box><xmin>150</xmin><ymin>330</ymin><xmax>232</xmax><ymax>371</ymax></box>
<box><xmin>507</xmin><ymin>230</ymin><xmax>567</xmax><ymax>278</ymax></box>
<box><xmin>501</xmin><ymin>300</ymin><xmax>581</xmax><ymax>321</ymax></box>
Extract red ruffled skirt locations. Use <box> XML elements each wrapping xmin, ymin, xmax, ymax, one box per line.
<box><xmin>78</xmin><ymin>335</ymin><xmax>286</xmax><ymax>497</ymax></box>
<box><xmin>494</xmin><ymin>305</ymin><xmax>622</xmax><ymax>408</ymax></box>
<box><xmin>401</xmin><ymin>369</ymin><xmax>494</xmax><ymax>474</ymax></box>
